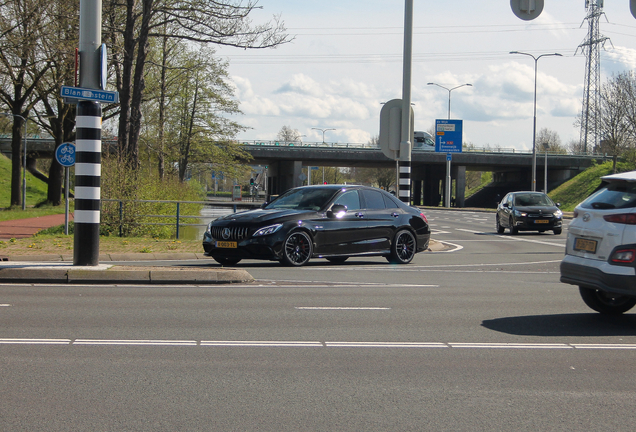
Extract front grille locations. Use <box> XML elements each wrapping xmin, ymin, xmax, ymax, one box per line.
<box><xmin>528</xmin><ymin>213</ymin><xmax>554</xmax><ymax>218</ymax></box>
<box><xmin>210</xmin><ymin>226</ymin><xmax>250</xmax><ymax>241</ymax></box>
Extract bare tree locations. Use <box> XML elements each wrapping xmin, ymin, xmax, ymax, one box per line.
<box><xmin>276</xmin><ymin>125</ymin><xmax>301</xmax><ymax>142</ymax></box>
<box><xmin>0</xmin><ymin>0</ymin><xmax>52</xmax><ymax>207</ymax></box>
<box><xmin>103</xmin><ymin>0</ymin><xmax>292</xmax><ymax>170</ymax></box>
<box><xmin>536</xmin><ymin>128</ymin><xmax>567</xmax><ymax>154</ymax></box>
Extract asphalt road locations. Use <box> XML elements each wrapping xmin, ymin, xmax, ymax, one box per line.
<box><xmin>2</xmin><ymin>209</ymin><xmax>636</xmax><ymax>431</ymax></box>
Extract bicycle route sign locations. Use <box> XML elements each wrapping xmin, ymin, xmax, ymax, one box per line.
<box><xmin>55</xmin><ymin>142</ymin><xmax>76</xmax><ymax>167</ymax></box>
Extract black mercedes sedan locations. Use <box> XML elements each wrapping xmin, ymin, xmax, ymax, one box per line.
<box><xmin>203</xmin><ymin>185</ymin><xmax>430</xmax><ymax>266</ymax></box>
<box><xmin>496</xmin><ymin>191</ymin><xmax>563</xmax><ymax>235</ymax></box>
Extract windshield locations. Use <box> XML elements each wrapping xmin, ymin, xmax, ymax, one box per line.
<box><xmin>265</xmin><ymin>187</ymin><xmax>339</xmax><ymax>211</ymax></box>
<box><xmin>513</xmin><ymin>193</ymin><xmax>554</xmax><ymax>207</ymax></box>
<box><xmin>581</xmin><ymin>181</ymin><xmax>636</xmax><ymax>210</ymax></box>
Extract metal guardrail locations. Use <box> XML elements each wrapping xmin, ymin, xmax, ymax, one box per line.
<box><xmin>100</xmin><ymin>198</ymin><xmax>262</xmax><ymax>239</ymax></box>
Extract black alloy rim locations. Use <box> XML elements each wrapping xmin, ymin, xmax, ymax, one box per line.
<box><xmin>285</xmin><ymin>232</ymin><xmax>311</xmax><ymax>265</ymax></box>
<box><xmin>396</xmin><ymin>232</ymin><xmax>415</xmax><ymax>262</ymax></box>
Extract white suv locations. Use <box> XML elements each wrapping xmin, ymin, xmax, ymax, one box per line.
<box><xmin>561</xmin><ymin>170</ymin><xmax>636</xmax><ymax>314</ymax></box>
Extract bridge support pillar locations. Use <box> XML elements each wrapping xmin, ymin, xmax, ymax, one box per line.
<box><xmin>453</xmin><ymin>165</ymin><xmax>466</xmax><ymax>207</ymax></box>
<box><xmin>266</xmin><ymin>160</ymin><xmax>303</xmax><ymax>197</ymax></box>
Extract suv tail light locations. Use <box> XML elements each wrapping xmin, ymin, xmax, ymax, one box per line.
<box><xmin>603</xmin><ymin>214</ymin><xmax>636</xmax><ymax>225</ymax></box>
<box><xmin>419</xmin><ymin>212</ymin><xmax>428</xmax><ymax>223</ymax></box>
<box><xmin>611</xmin><ymin>248</ymin><xmax>636</xmax><ymax>264</ymax></box>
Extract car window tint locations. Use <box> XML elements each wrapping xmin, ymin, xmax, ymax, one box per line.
<box><xmin>334</xmin><ymin>190</ymin><xmax>361</xmax><ymax>211</ymax></box>
<box><xmin>383</xmin><ymin>194</ymin><xmax>400</xmax><ymax>208</ymax></box>
<box><xmin>266</xmin><ymin>187</ymin><xmax>336</xmax><ymax>210</ymax></box>
<box><xmin>362</xmin><ymin>190</ymin><xmax>386</xmax><ymax>209</ymax></box>
<box><xmin>514</xmin><ymin>193</ymin><xmax>553</xmax><ymax>207</ymax></box>
<box><xmin>581</xmin><ymin>182</ymin><xmax>636</xmax><ymax>210</ymax></box>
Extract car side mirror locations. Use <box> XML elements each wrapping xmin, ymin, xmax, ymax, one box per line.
<box><xmin>503</xmin><ymin>202</ymin><xmax>509</xmax><ymax>208</ymax></box>
<box><xmin>261</xmin><ymin>202</ymin><xmax>268</xmax><ymax>209</ymax></box>
<box><xmin>556</xmin><ymin>203</ymin><xmax>560</xmax><ymax>208</ymax></box>
<box><xmin>327</xmin><ymin>204</ymin><xmax>347</xmax><ymax>219</ymax></box>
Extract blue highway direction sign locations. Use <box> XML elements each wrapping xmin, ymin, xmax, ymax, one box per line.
<box><xmin>61</xmin><ymin>86</ymin><xmax>119</xmax><ymax>104</ymax></box>
<box><xmin>435</xmin><ymin>119</ymin><xmax>463</xmax><ymax>153</ymax></box>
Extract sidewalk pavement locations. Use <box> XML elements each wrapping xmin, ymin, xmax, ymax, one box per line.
<box><xmin>0</xmin><ymin>213</ymin><xmax>73</xmax><ymax>240</ymax></box>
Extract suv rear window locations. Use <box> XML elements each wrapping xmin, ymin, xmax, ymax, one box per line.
<box><xmin>581</xmin><ymin>181</ymin><xmax>636</xmax><ymax>210</ymax></box>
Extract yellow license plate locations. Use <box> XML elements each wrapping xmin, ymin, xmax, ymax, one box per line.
<box><xmin>535</xmin><ymin>219</ymin><xmax>549</xmax><ymax>224</ymax></box>
<box><xmin>574</xmin><ymin>238</ymin><xmax>597</xmax><ymax>253</ymax></box>
<box><xmin>215</xmin><ymin>241</ymin><xmax>237</xmax><ymax>248</ymax></box>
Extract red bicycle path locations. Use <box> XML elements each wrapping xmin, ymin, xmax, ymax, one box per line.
<box><xmin>0</xmin><ymin>213</ymin><xmax>73</xmax><ymax>240</ymax></box>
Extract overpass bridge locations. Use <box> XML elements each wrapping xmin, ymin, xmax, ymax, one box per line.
<box><xmin>241</xmin><ymin>140</ymin><xmax>603</xmax><ymax>207</ymax></box>
<box><xmin>0</xmin><ymin>136</ymin><xmax>603</xmax><ymax>207</ymax></box>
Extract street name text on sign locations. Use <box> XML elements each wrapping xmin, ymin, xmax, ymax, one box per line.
<box><xmin>61</xmin><ymin>86</ymin><xmax>119</xmax><ymax>104</ymax></box>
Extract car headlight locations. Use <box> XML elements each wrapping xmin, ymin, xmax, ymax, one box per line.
<box><xmin>513</xmin><ymin>210</ymin><xmax>527</xmax><ymax>217</ymax></box>
<box><xmin>253</xmin><ymin>224</ymin><xmax>283</xmax><ymax>237</ymax></box>
<box><xmin>205</xmin><ymin>222</ymin><xmax>212</xmax><ymax>235</ymax></box>
<box><xmin>555</xmin><ymin>209</ymin><xmax>563</xmax><ymax>218</ymax></box>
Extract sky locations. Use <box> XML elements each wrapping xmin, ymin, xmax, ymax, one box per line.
<box><xmin>213</xmin><ymin>0</ymin><xmax>636</xmax><ymax>152</ymax></box>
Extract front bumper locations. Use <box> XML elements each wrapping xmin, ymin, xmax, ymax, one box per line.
<box><xmin>515</xmin><ymin>217</ymin><xmax>562</xmax><ymax>231</ymax></box>
<box><xmin>202</xmin><ymin>231</ymin><xmax>285</xmax><ymax>261</ymax></box>
<box><xmin>560</xmin><ymin>254</ymin><xmax>636</xmax><ymax>297</ymax></box>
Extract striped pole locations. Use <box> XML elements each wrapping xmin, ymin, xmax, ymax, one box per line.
<box><xmin>399</xmin><ymin>160</ymin><xmax>411</xmax><ymax>203</ymax></box>
<box><xmin>73</xmin><ymin>101</ymin><xmax>102</xmax><ymax>265</ymax></box>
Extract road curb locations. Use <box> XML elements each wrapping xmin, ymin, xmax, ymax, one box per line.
<box><xmin>0</xmin><ymin>265</ymin><xmax>254</xmax><ymax>285</ymax></box>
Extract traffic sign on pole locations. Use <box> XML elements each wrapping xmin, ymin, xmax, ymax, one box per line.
<box><xmin>61</xmin><ymin>85</ymin><xmax>119</xmax><ymax>104</ymax></box>
<box><xmin>55</xmin><ymin>143</ymin><xmax>76</xmax><ymax>167</ymax></box>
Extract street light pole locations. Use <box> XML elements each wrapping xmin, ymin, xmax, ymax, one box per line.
<box><xmin>509</xmin><ymin>51</ymin><xmax>562</xmax><ymax>192</ymax></box>
<box><xmin>311</xmin><ymin>127</ymin><xmax>335</xmax><ymax>144</ymax></box>
<box><xmin>543</xmin><ymin>142</ymin><xmax>549</xmax><ymax>193</ymax></box>
<box><xmin>427</xmin><ymin>83</ymin><xmax>472</xmax><ymax>119</ymax></box>
<box><xmin>1</xmin><ymin>113</ymin><xmax>28</xmax><ymax>210</ymax></box>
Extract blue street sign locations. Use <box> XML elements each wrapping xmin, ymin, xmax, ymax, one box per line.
<box><xmin>61</xmin><ymin>85</ymin><xmax>119</xmax><ymax>104</ymax></box>
<box><xmin>435</xmin><ymin>119</ymin><xmax>463</xmax><ymax>153</ymax></box>
<box><xmin>446</xmin><ymin>153</ymin><xmax>452</xmax><ymax>162</ymax></box>
<box><xmin>55</xmin><ymin>143</ymin><xmax>76</xmax><ymax>167</ymax></box>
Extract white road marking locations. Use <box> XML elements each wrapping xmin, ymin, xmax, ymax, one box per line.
<box><xmin>295</xmin><ymin>307</ymin><xmax>391</xmax><ymax>310</ymax></box>
<box><xmin>1</xmin><ymin>338</ymin><xmax>636</xmax><ymax>350</ymax></box>
<box><xmin>497</xmin><ymin>235</ymin><xmax>565</xmax><ymax>247</ymax></box>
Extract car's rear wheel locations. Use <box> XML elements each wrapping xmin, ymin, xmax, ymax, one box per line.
<box><xmin>387</xmin><ymin>229</ymin><xmax>416</xmax><ymax>264</ymax></box>
<box><xmin>496</xmin><ymin>215</ymin><xmax>505</xmax><ymax>234</ymax></box>
<box><xmin>579</xmin><ymin>287</ymin><xmax>636</xmax><ymax>315</ymax></box>
<box><xmin>326</xmin><ymin>257</ymin><xmax>348</xmax><ymax>264</ymax></box>
<box><xmin>213</xmin><ymin>257</ymin><xmax>241</xmax><ymax>266</ymax></box>
<box><xmin>281</xmin><ymin>231</ymin><xmax>313</xmax><ymax>266</ymax></box>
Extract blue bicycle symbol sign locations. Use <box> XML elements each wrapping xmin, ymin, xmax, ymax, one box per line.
<box><xmin>55</xmin><ymin>143</ymin><xmax>76</xmax><ymax>167</ymax></box>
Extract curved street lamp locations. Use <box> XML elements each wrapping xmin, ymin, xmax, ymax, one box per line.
<box><xmin>509</xmin><ymin>51</ymin><xmax>562</xmax><ymax>191</ymax></box>
<box><xmin>427</xmin><ymin>83</ymin><xmax>472</xmax><ymax>119</ymax></box>
<box><xmin>311</xmin><ymin>127</ymin><xmax>336</xmax><ymax>144</ymax></box>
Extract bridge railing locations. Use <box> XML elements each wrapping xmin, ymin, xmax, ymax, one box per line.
<box><xmin>239</xmin><ymin>140</ymin><xmax>609</xmax><ymax>158</ymax></box>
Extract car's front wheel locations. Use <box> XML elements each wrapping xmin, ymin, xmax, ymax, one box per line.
<box><xmin>213</xmin><ymin>257</ymin><xmax>241</xmax><ymax>266</ymax></box>
<box><xmin>496</xmin><ymin>215</ymin><xmax>505</xmax><ymax>234</ymax></box>
<box><xmin>387</xmin><ymin>229</ymin><xmax>416</xmax><ymax>264</ymax></box>
<box><xmin>509</xmin><ymin>217</ymin><xmax>518</xmax><ymax>235</ymax></box>
<box><xmin>281</xmin><ymin>231</ymin><xmax>313</xmax><ymax>267</ymax></box>
<box><xmin>579</xmin><ymin>287</ymin><xmax>636</xmax><ymax>315</ymax></box>
<box><xmin>553</xmin><ymin>227</ymin><xmax>562</xmax><ymax>235</ymax></box>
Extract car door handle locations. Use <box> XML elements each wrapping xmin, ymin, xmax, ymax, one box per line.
<box><xmin>355</xmin><ymin>212</ymin><xmax>364</xmax><ymax>218</ymax></box>
<box><xmin>391</xmin><ymin>212</ymin><xmax>399</xmax><ymax>218</ymax></box>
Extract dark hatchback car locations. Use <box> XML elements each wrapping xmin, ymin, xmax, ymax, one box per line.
<box><xmin>203</xmin><ymin>185</ymin><xmax>430</xmax><ymax>266</ymax></box>
<box><xmin>496</xmin><ymin>191</ymin><xmax>563</xmax><ymax>235</ymax></box>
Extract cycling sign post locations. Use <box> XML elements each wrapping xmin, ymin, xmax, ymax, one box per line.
<box><xmin>55</xmin><ymin>143</ymin><xmax>76</xmax><ymax>235</ymax></box>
